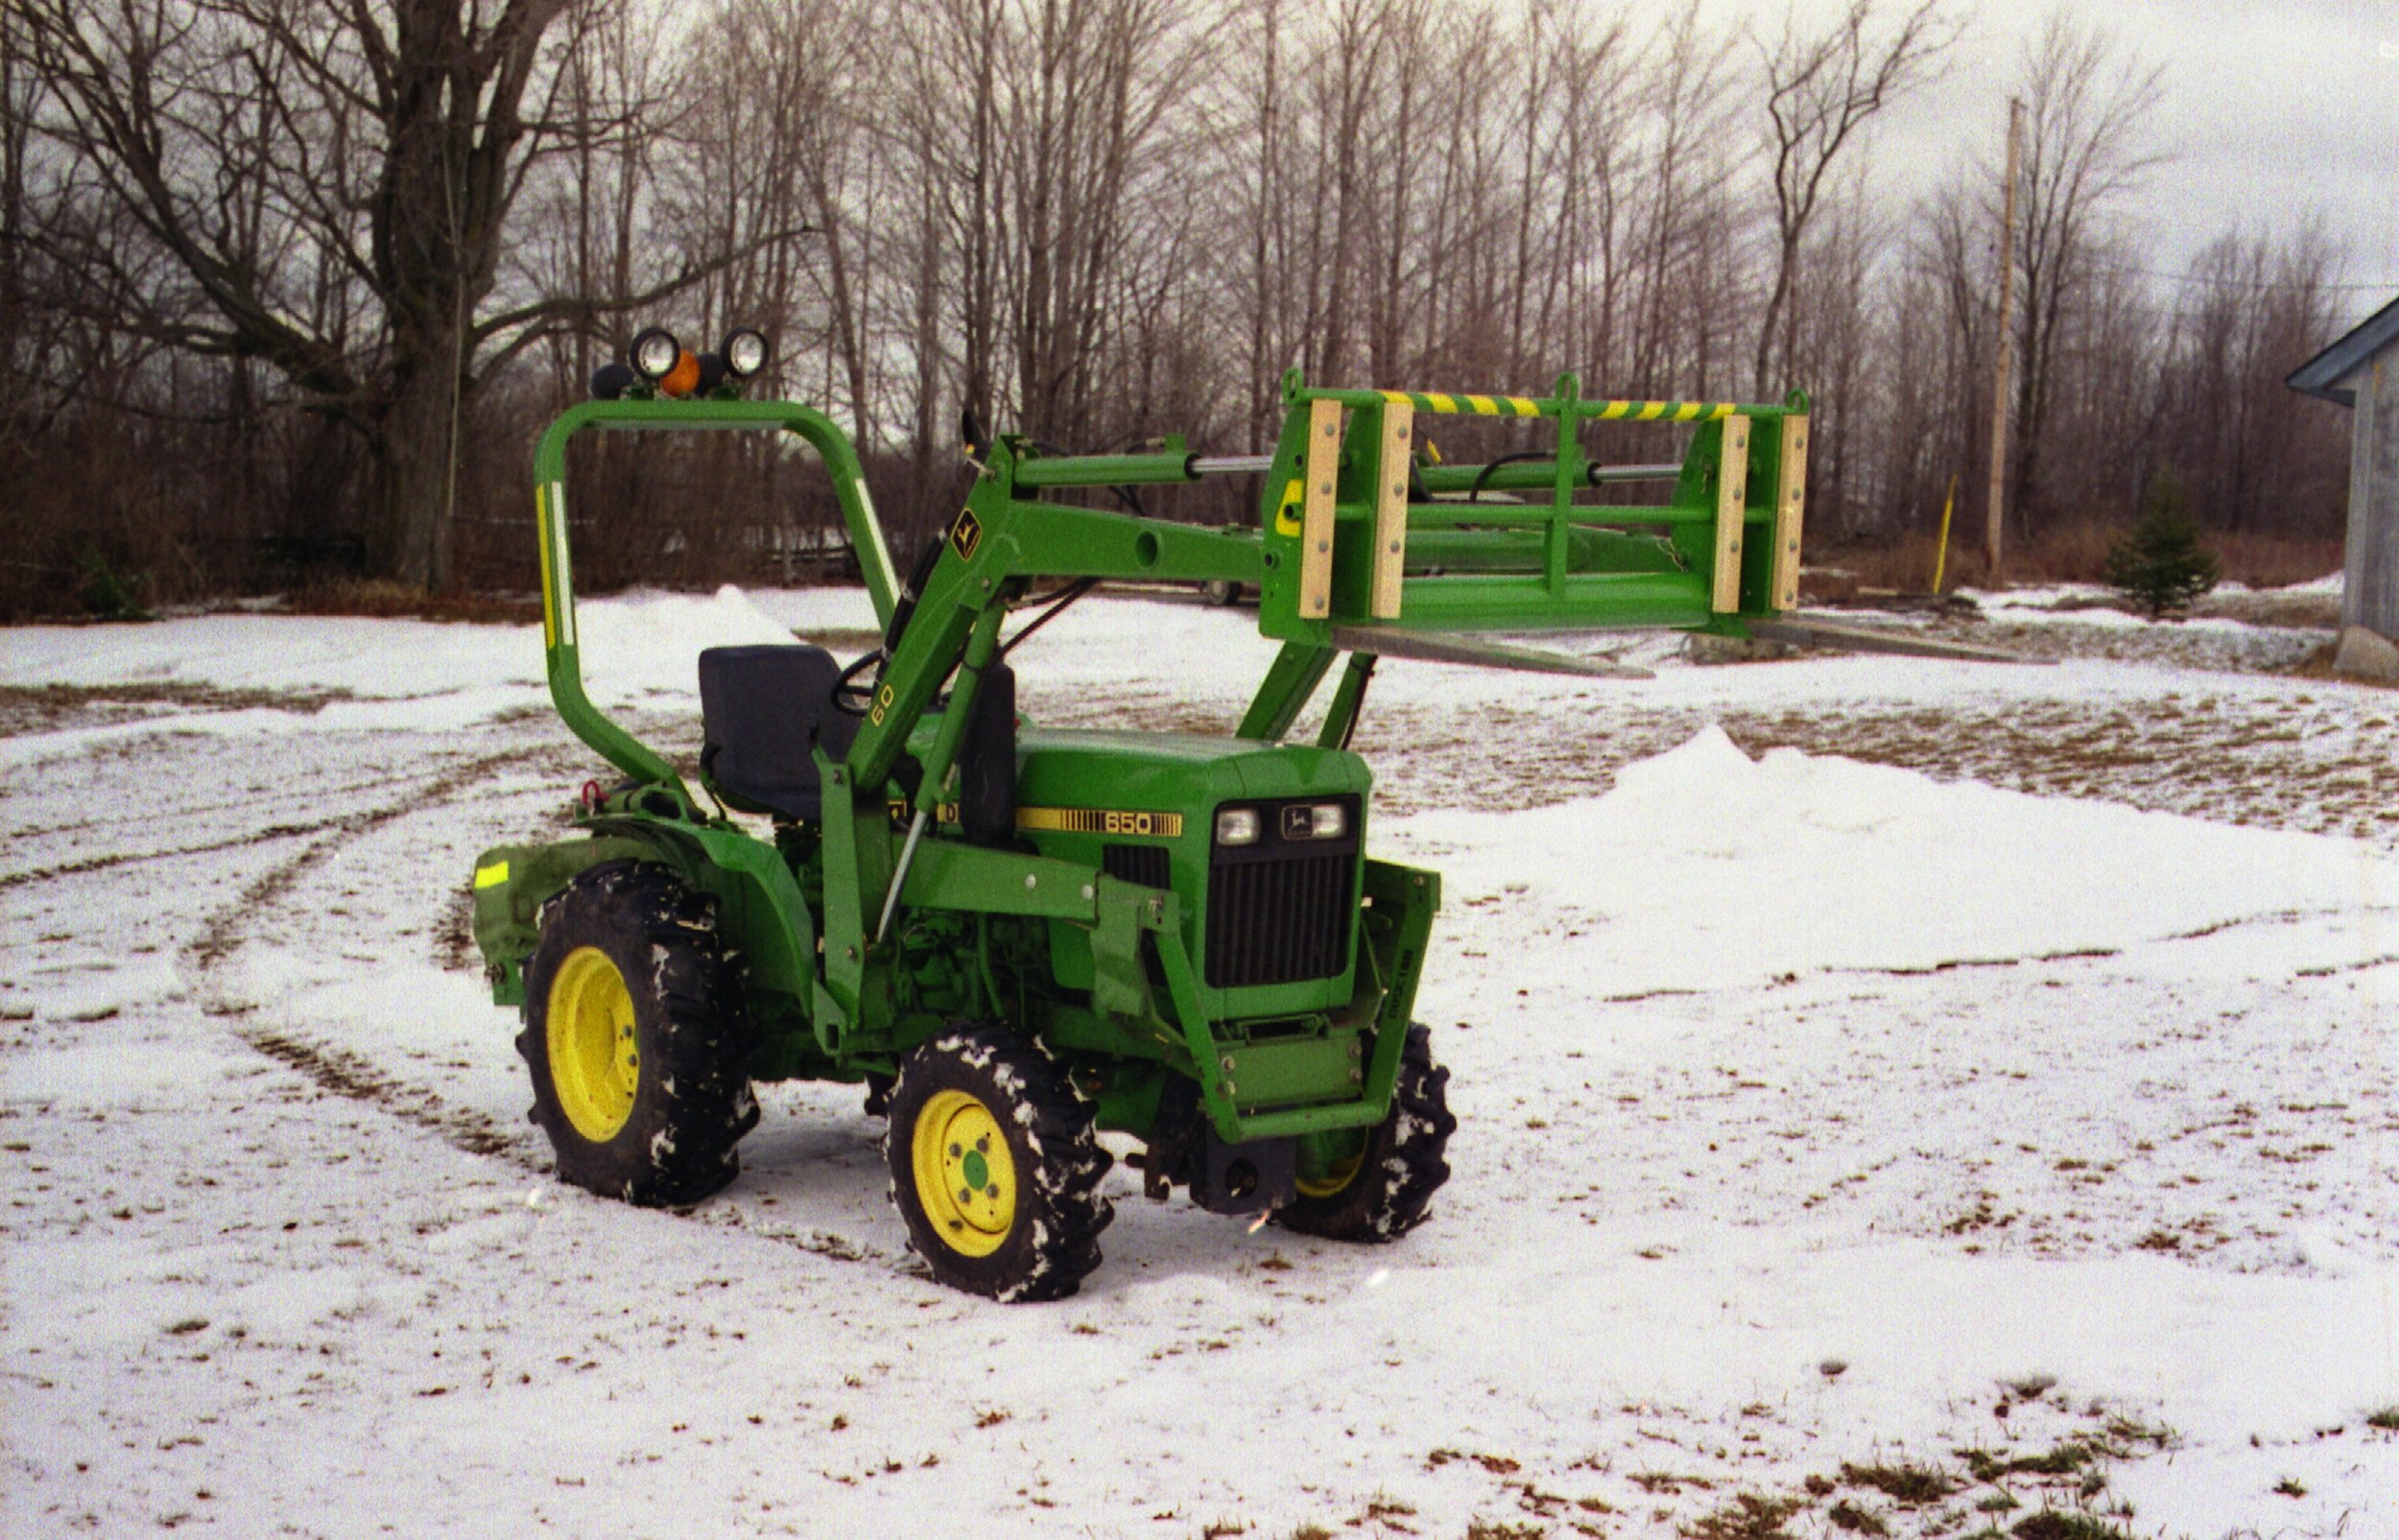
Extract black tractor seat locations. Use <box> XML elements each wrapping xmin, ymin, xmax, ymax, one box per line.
<box><xmin>697</xmin><ymin>644</ymin><xmax>1016</xmax><ymax>841</ymax></box>
<box><xmin>698</xmin><ymin>645</ymin><xmax>857</xmax><ymax>822</ymax></box>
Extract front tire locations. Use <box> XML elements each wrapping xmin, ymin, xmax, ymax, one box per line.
<box><xmin>1275</xmin><ymin>1025</ymin><xmax>1455</xmax><ymax>1242</ymax></box>
<box><xmin>518</xmin><ymin>861</ymin><xmax>756</xmax><ymax>1206</ymax></box>
<box><xmin>885</xmin><ymin>1025</ymin><xmax>1114</xmax><ymax>1301</ymax></box>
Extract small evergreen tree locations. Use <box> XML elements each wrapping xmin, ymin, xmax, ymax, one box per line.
<box><xmin>76</xmin><ymin>549</ymin><xmax>150</xmax><ymax>622</ymax></box>
<box><xmin>2105</xmin><ymin>473</ymin><xmax>2219</xmax><ymax>619</ymax></box>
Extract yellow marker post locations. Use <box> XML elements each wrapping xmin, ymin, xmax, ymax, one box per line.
<box><xmin>1932</xmin><ymin>474</ymin><xmax>1958</xmax><ymax>595</ymax></box>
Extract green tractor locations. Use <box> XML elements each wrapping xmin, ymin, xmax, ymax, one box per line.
<box><xmin>471</xmin><ymin>326</ymin><xmax>1814</xmax><ymax>1299</ymax></box>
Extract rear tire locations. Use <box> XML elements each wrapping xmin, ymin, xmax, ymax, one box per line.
<box><xmin>885</xmin><ymin>1025</ymin><xmax>1113</xmax><ymax>1301</ymax></box>
<box><xmin>1274</xmin><ymin>1025</ymin><xmax>1454</xmax><ymax>1242</ymax></box>
<box><xmin>518</xmin><ymin>861</ymin><xmax>757</xmax><ymax>1206</ymax></box>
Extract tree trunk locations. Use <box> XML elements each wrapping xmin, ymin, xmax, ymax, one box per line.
<box><xmin>375</xmin><ymin>321</ymin><xmax>463</xmax><ymax>589</ymax></box>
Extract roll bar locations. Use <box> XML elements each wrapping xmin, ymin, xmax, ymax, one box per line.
<box><xmin>528</xmin><ymin>398</ymin><xmax>901</xmax><ymax>788</ymax></box>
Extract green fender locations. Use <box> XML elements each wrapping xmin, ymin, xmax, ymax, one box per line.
<box><xmin>470</xmin><ymin>817</ymin><xmax>820</xmax><ymax>1035</ymax></box>
<box><xmin>469</xmin><ymin>835</ymin><xmax>660</xmax><ymax>1007</ymax></box>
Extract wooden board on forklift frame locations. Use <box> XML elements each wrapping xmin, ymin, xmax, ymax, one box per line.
<box><xmin>1771</xmin><ymin>415</ymin><xmax>1808</xmax><ymax>611</ymax></box>
<box><xmin>1710</xmin><ymin>415</ymin><xmax>1751</xmax><ymax>613</ymax></box>
<box><xmin>1299</xmin><ymin>398</ymin><xmax>1342</xmax><ymax>619</ymax></box>
<box><xmin>1369</xmin><ymin>400</ymin><xmax>1413</xmax><ymax>619</ymax></box>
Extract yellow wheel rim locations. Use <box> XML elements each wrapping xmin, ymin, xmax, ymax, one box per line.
<box><xmin>547</xmin><ymin>946</ymin><xmax>639</xmax><ymax>1142</ymax></box>
<box><xmin>910</xmin><ymin>1089</ymin><xmax>1017</xmax><ymax>1258</ymax></box>
<box><xmin>1295</xmin><ymin>1151</ymin><xmax>1364</xmax><ymax>1200</ymax></box>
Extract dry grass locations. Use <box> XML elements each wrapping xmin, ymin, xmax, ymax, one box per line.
<box><xmin>1838</xmin><ymin>1462</ymin><xmax>1959</xmax><ymax>1504</ymax></box>
<box><xmin>2210</xmin><ymin>531</ymin><xmax>2345</xmax><ymax>589</ymax></box>
<box><xmin>2008</xmin><ymin>1513</ymin><xmax>2132</xmax><ymax>1540</ymax></box>
<box><xmin>1826</xmin><ymin>1499</ymin><xmax>1890</xmax><ymax>1535</ymax></box>
<box><xmin>1810</xmin><ymin>525</ymin><xmax>2342</xmax><ymax>600</ymax></box>
<box><xmin>1682</xmin><ymin>1492</ymin><xmax>1807</xmax><ymax>1539</ymax></box>
<box><xmin>284</xmin><ymin>578</ymin><xmax>541</xmax><ymax>624</ymax></box>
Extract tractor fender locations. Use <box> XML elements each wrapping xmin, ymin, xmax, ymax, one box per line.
<box><xmin>573</xmin><ymin>816</ymin><xmax>823</xmax><ymax>1035</ymax></box>
<box><xmin>469</xmin><ymin>834</ymin><xmax>663</xmax><ymax>1007</ymax></box>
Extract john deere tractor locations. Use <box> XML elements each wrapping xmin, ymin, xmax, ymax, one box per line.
<box><xmin>471</xmin><ymin>326</ymin><xmax>1813</xmax><ymax>1300</ymax></box>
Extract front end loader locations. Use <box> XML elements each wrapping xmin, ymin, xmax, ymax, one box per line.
<box><xmin>471</xmin><ymin>332</ymin><xmax>1812</xmax><ymax>1299</ymax></box>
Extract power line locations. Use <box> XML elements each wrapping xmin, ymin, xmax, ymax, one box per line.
<box><xmin>2091</xmin><ymin>262</ymin><xmax>2398</xmax><ymax>295</ymax></box>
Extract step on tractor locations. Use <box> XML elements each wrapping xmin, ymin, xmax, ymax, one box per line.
<box><xmin>471</xmin><ymin>325</ymin><xmax>1816</xmax><ymax>1300</ymax></box>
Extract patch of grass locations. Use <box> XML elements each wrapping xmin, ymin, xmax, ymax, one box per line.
<box><xmin>1681</xmin><ymin>1492</ymin><xmax>1806</xmax><ymax>1540</ymax></box>
<box><xmin>1464</xmin><ymin>1522</ymin><xmax>1545</xmax><ymax>1540</ymax></box>
<box><xmin>1976</xmin><ymin>1491</ymin><xmax>2022</xmax><ymax>1512</ymax></box>
<box><xmin>2096</xmin><ymin>1414</ymin><xmax>2173</xmax><ymax>1452</ymax></box>
<box><xmin>1960</xmin><ymin>1441</ymin><xmax>2098</xmax><ymax>1483</ymax></box>
<box><xmin>1631</xmin><ymin>1471</ymin><xmax>1713</xmax><ymax>1494</ymax></box>
<box><xmin>2365</xmin><ymin>1406</ymin><xmax>2399</xmax><ymax>1432</ymax></box>
<box><xmin>2009</xmin><ymin>1513</ymin><xmax>2132</xmax><ymax>1540</ymax></box>
<box><xmin>1839</xmin><ymin>1461</ymin><xmax>1958</xmax><ymax>1504</ymax></box>
<box><xmin>1826</xmin><ymin>1499</ymin><xmax>1889</xmax><ymax>1534</ymax></box>
<box><xmin>1287</xmin><ymin>1526</ymin><xmax>1336</xmax><ymax>1540</ymax></box>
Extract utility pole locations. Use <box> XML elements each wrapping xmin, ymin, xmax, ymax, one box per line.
<box><xmin>1984</xmin><ymin>95</ymin><xmax>2023</xmax><ymax>581</ymax></box>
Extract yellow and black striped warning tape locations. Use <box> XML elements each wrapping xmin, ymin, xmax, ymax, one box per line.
<box><xmin>1374</xmin><ymin>390</ymin><xmax>1739</xmax><ymax>422</ymax></box>
<box><xmin>1379</xmin><ymin>390</ymin><xmax>1541</xmax><ymax>417</ymax></box>
<box><xmin>1588</xmin><ymin>399</ymin><xmax>1740</xmax><ymax>422</ymax></box>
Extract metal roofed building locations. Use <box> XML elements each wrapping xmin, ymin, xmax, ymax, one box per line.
<box><xmin>2289</xmin><ymin>295</ymin><xmax>2399</xmax><ymax>678</ymax></box>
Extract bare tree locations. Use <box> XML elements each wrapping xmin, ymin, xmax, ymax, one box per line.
<box><xmin>18</xmin><ymin>0</ymin><xmax>785</xmax><ymax>589</ymax></box>
<box><xmin>2002</xmin><ymin>11</ymin><xmax>2164</xmax><ymax>536</ymax></box>
<box><xmin>1750</xmin><ymin>0</ymin><xmax>1955</xmax><ymax>399</ymax></box>
<box><xmin>2162</xmin><ymin>225</ymin><xmax>2348</xmax><ymax>533</ymax></box>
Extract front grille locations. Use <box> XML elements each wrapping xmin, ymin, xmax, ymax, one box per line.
<box><xmin>1102</xmin><ymin>842</ymin><xmax>1172</xmax><ymax>889</ymax></box>
<box><xmin>1204</xmin><ymin>843</ymin><xmax>1357</xmax><ymax>989</ymax></box>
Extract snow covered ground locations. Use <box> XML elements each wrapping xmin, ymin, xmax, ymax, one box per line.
<box><xmin>4</xmin><ymin>587</ymin><xmax>2395</xmax><ymax>1538</ymax></box>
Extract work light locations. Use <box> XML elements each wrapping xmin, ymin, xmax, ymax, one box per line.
<box><xmin>1307</xmin><ymin>802</ymin><xmax>1347</xmax><ymax>840</ymax></box>
<box><xmin>1215</xmin><ymin>808</ymin><xmax>1260</xmax><ymax>846</ymax></box>
<box><xmin>723</xmin><ymin>327</ymin><xmax>770</xmax><ymax>379</ymax></box>
<box><xmin>629</xmin><ymin>327</ymin><xmax>681</xmax><ymax>381</ymax></box>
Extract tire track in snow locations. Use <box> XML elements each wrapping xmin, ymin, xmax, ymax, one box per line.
<box><xmin>165</xmin><ymin>735</ymin><xmax>898</xmax><ymax>1269</ymax></box>
<box><xmin>180</xmin><ymin>743</ymin><xmax>559</xmax><ymax>1166</ymax></box>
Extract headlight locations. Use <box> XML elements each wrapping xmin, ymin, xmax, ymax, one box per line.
<box><xmin>1215</xmin><ymin>808</ymin><xmax>1260</xmax><ymax>846</ymax></box>
<box><xmin>629</xmin><ymin>326</ymin><xmax>681</xmax><ymax>381</ymax></box>
<box><xmin>1307</xmin><ymin>802</ymin><xmax>1347</xmax><ymax>840</ymax></box>
<box><xmin>723</xmin><ymin>327</ymin><xmax>769</xmax><ymax>378</ymax></box>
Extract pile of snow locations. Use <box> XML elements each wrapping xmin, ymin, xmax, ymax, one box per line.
<box><xmin>2282</xmin><ymin>569</ymin><xmax>2346</xmax><ymax>596</ymax></box>
<box><xmin>1389</xmin><ymin>725</ymin><xmax>2394</xmax><ymax>998</ymax></box>
<box><xmin>572</xmin><ymin>584</ymin><xmax>802</xmax><ymax>704</ymax></box>
<box><xmin>741</xmin><ymin>584</ymin><xmax>882</xmax><ymax>634</ymax></box>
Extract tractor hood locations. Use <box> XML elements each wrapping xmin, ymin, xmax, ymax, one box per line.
<box><xmin>1014</xmin><ymin>727</ymin><xmax>1370</xmax><ymax>813</ymax></box>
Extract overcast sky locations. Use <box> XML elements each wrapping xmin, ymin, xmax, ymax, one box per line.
<box><xmin>1728</xmin><ymin>0</ymin><xmax>2399</xmax><ymax>327</ymax></box>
